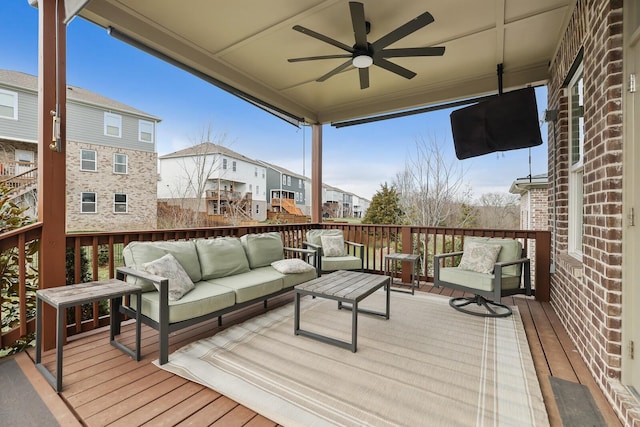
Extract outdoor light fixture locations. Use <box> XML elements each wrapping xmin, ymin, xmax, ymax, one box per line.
<box><xmin>352</xmin><ymin>55</ymin><xmax>373</xmax><ymax>68</ymax></box>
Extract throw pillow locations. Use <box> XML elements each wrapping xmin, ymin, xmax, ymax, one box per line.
<box><xmin>143</xmin><ymin>253</ymin><xmax>195</xmax><ymax>301</ymax></box>
<box><xmin>457</xmin><ymin>241</ymin><xmax>502</xmax><ymax>274</ymax></box>
<box><xmin>271</xmin><ymin>258</ymin><xmax>316</xmax><ymax>274</ymax></box>
<box><xmin>321</xmin><ymin>235</ymin><xmax>347</xmax><ymax>257</ymax></box>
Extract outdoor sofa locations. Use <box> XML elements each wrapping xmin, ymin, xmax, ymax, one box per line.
<box><xmin>116</xmin><ymin>231</ymin><xmax>318</xmax><ymax>364</ymax></box>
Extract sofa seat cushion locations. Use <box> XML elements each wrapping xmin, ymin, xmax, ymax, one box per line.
<box><xmin>439</xmin><ymin>267</ymin><xmax>521</xmax><ymax>293</ymax></box>
<box><xmin>195</xmin><ymin>237</ymin><xmax>250</xmax><ymax>280</ymax></box>
<box><xmin>321</xmin><ymin>255</ymin><xmax>362</xmax><ymax>272</ymax></box>
<box><xmin>241</xmin><ymin>232</ymin><xmax>284</xmax><ymax>269</ymax></box>
<box><xmin>130</xmin><ymin>281</ymin><xmax>236</xmax><ymax>324</ymax></box>
<box><xmin>207</xmin><ymin>268</ymin><xmax>284</xmax><ymax>303</ymax></box>
<box><xmin>123</xmin><ymin>241</ymin><xmax>202</xmax><ymax>291</ymax></box>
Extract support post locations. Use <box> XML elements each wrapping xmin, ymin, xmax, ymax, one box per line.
<box><xmin>38</xmin><ymin>0</ymin><xmax>68</xmax><ymax>350</ymax></box>
<box><xmin>311</xmin><ymin>124</ymin><xmax>322</xmax><ymax>223</ymax></box>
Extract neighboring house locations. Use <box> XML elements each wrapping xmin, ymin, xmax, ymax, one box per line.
<box><xmin>352</xmin><ymin>194</ymin><xmax>370</xmax><ymax>219</ymax></box>
<box><xmin>259</xmin><ymin>161</ymin><xmax>306</xmax><ymax>216</ymax></box>
<box><xmin>509</xmin><ymin>173</ymin><xmax>549</xmax><ymax>231</ymax></box>
<box><xmin>322</xmin><ymin>184</ymin><xmax>344</xmax><ymax>218</ymax></box>
<box><xmin>157</xmin><ymin>143</ymin><xmax>268</xmax><ymax>222</ymax></box>
<box><xmin>0</xmin><ymin>69</ymin><xmax>159</xmax><ymax>231</ymax></box>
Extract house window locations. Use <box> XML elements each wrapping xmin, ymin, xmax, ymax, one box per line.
<box><xmin>254</xmin><ymin>167</ymin><xmax>258</xmax><ymax>177</ymax></box>
<box><xmin>298</xmin><ymin>179</ymin><xmax>302</xmax><ymax>188</ymax></box>
<box><xmin>222</xmin><ymin>158</ymin><xmax>227</xmax><ymax>169</ymax></box>
<box><xmin>262</xmin><ymin>170</ymin><xmax>265</xmax><ymax>178</ymax></box>
<box><xmin>232</xmin><ymin>161</ymin><xmax>237</xmax><ymax>172</ymax></box>
<box><xmin>81</xmin><ymin>192</ymin><xmax>97</xmax><ymax>213</ymax></box>
<box><xmin>0</xmin><ymin>89</ymin><xmax>17</xmax><ymax>119</ymax></box>
<box><xmin>568</xmin><ymin>63</ymin><xmax>584</xmax><ymax>259</ymax></box>
<box><xmin>287</xmin><ymin>176</ymin><xmax>291</xmax><ymax>186</ymax></box>
<box><xmin>256</xmin><ymin>185</ymin><xmax>259</xmax><ymax>196</ymax></box>
<box><xmin>256</xmin><ymin>204</ymin><xmax>259</xmax><ymax>214</ymax></box>
<box><xmin>139</xmin><ymin>120</ymin><xmax>154</xmax><ymax>143</ymax></box>
<box><xmin>104</xmin><ymin>113</ymin><xmax>122</xmax><ymax>137</ymax></box>
<box><xmin>114</xmin><ymin>193</ymin><xmax>128</xmax><ymax>213</ymax></box>
<box><xmin>80</xmin><ymin>149</ymin><xmax>97</xmax><ymax>171</ymax></box>
<box><xmin>249</xmin><ymin>184</ymin><xmax>253</xmax><ymax>192</ymax></box>
<box><xmin>113</xmin><ymin>153</ymin><xmax>128</xmax><ymax>174</ymax></box>
<box><xmin>282</xmin><ymin>175</ymin><xmax>287</xmax><ymax>185</ymax></box>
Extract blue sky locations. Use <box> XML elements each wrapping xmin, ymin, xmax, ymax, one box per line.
<box><xmin>1</xmin><ymin>0</ymin><xmax>548</xmax><ymax>200</ymax></box>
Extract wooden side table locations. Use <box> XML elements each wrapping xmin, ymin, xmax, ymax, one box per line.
<box><xmin>384</xmin><ymin>253</ymin><xmax>421</xmax><ymax>295</ymax></box>
<box><xmin>35</xmin><ymin>278</ymin><xmax>142</xmax><ymax>392</ymax></box>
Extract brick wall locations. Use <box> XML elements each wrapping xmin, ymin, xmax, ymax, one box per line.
<box><xmin>547</xmin><ymin>0</ymin><xmax>631</xmax><ymax>422</ymax></box>
<box><xmin>66</xmin><ymin>141</ymin><xmax>157</xmax><ymax>231</ymax></box>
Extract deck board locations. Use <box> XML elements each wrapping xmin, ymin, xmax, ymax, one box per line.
<box><xmin>23</xmin><ymin>286</ymin><xmax>622</xmax><ymax>426</ymax></box>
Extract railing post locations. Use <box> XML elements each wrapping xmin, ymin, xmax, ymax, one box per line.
<box><xmin>401</xmin><ymin>226</ymin><xmax>412</xmax><ymax>283</ymax></box>
<box><xmin>534</xmin><ymin>231</ymin><xmax>551</xmax><ymax>302</ymax></box>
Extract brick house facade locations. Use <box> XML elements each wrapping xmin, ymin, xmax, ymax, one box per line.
<box><xmin>547</xmin><ymin>1</ymin><xmax>639</xmax><ymax>423</ymax></box>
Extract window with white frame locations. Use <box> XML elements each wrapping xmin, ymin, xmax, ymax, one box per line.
<box><xmin>104</xmin><ymin>112</ymin><xmax>122</xmax><ymax>137</ymax></box>
<box><xmin>80</xmin><ymin>149</ymin><xmax>97</xmax><ymax>171</ymax></box>
<box><xmin>256</xmin><ymin>204</ymin><xmax>259</xmax><ymax>214</ymax></box>
<box><xmin>232</xmin><ymin>161</ymin><xmax>237</xmax><ymax>172</ymax></box>
<box><xmin>254</xmin><ymin>167</ymin><xmax>258</xmax><ymax>177</ymax></box>
<box><xmin>256</xmin><ymin>185</ymin><xmax>259</xmax><ymax>196</ymax></box>
<box><xmin>114</xmin><ymin>193</ymin><xmax>128</xmax><ymax>213</ymax></box>
<box><xmin>139</xmin><ymin>120</ymin><xmax>154</xmax><ymax>143</ymax></box>
<box><xmin>0</xmin><ymin>89</ymin><xmax>18</xmax><ymax>119</ymax></box>
<box><xmin>113</xmin><ymin>153</ymin><xmax>128</xmax><ymax>174</ymax></box>
<box><xmin>282</xmin><ymin>174</ymin><xmax>286</xmax><ymax>185</ymax></box>
<box><xmin>287</xmin><ymin>176</ymin><xmax>291</xmax><ymax>186</ymax></box>
<box><xmin>81</xmin><ymin>192</ymin><xmax>97</xmax><ymax>213</ymax></box>
<box><xmin>568</xmin><ymin>63</ymin><xmax>584</xmax><ymax>259</ymax></box>
<box><xmin>249</xmin><ymin>184</ymin><xmax>253</xmax><ymax>192</ymax></box>
<box><xmin>298</xmin><ymin>179</ymin><xmax>302</xmax><ymax>188</ymax></box>
<box><xmin>222</xmin><ymin>158</ymin><xmax>227</xmax><ymax>169</ymax></box>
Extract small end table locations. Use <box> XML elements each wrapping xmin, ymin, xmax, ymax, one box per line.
<box><xmin>35</xmin><ymin>278</ymin><xmax>142</xmax><ymax>393</ymax></box>
<box><xmin>384</xmin><ymin>253</ymin><xmax>421</xmax><ymax>295</ymax></box>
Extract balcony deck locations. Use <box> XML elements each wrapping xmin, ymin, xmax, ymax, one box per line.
<box><xmin>17</xmin><ymin>284</ymin><xmax>621</xmax><ymax>426</ymax></box>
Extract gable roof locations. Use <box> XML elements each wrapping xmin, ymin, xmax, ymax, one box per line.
<box><xmin>159</xmin><ymin>142</ymin><xmax>263</xmax><ymax>167</ymax></box>
<box><xmin>0</xmin><ymin>69</ymin><xmax>160</xmax><ymax>120</ymax></box>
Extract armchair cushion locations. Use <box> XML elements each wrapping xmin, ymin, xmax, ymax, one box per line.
<box><xmin>457</xmin><ymin>241</ymin><xmax>502</xmax><ymax>274</ymax></box>
<box><xmin>306</xmin><ymin>229</ymin><xmax>343</xmax><ymax>246</ymax></box>
<box><xmin>320</xmin><ymin>235</ymin><xmax>347</xmax><ymax>257</ymax></box>
<box><xmin>143</xmin><ymin>253</ymin><xmax>195</xmax><ymax>301</ymax></box>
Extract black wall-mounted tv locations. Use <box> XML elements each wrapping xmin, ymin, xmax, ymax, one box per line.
<box><xmin>449</xmin><ymin>87</ymin><xmax>543</xmax><ymax>160</ymax></box>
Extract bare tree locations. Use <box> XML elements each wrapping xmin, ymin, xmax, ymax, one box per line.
<box><xmin>393</xmin><ymin>135</ymin><xmax>472</xmax><ymax>227</ymax></box>
<box><xmin>476</xmin><ymin>192</ymin><xmax>520</xmax><ymax>229</ymax></box>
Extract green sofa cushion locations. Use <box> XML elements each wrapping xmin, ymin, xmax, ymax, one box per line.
<box><xmin>131</xmin><ymin>281</ymin><xmax>236</xmax><ymax>324</ymax></box>
<box><xmin>123</xmin><ymin>241</ymin><xmax>202</xmax><ymax>291</ymax></box>
<box><xmin>240</xmin><ymin>232</ymin><xmax>284</xmax><ymax>269</ymax></box>
<box><xmin>195</xmin><ymin>237</ymin><xmax>250</xmax><ymax>280</ymax></box>
<box><xmin>321</xmin><ymin>255</ymin><xmax>362</xmax><ymax>272</ymax></box>
<box><xmin>208</xmin><ymin>269</ymin><xmax>284</xmax><ymax>303</ymax></box>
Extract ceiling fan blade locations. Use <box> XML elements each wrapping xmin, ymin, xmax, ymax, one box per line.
<box><xmin>374</xmin><ymin>58</ymin><xmax>416</xmax><ymax>79</ymax></box>
<box><xmin>372</xmin><ymin>11</ymin><xmax>435</xmax><ymax>50</ymax></box>
<box><xmin>358</xmin><ymin>67</ymin><xmax>370</xmax><ymax>89</ymax></box>
<box><xmin>349</xmin><ymin>2</ymin><xmax>368</xmax><ymax>48</ymax></box>
<box><xmin>293</xmin><ymin>25</ymin><xmax>354</xmax><ymax>53</ymax></box>
<box><xmin>288</xmin><ymin>54</ymin><xmax>352</xmax><ymax>62</ymax></box>
<box><xmin>317</xmin><ymin>60</ymin><xmax>353</xmax><ymax>82</ymax></box>
<box><xmin>380</xmin><ymin>46</ymin><xmax>445</xmax><ymax>58</ymax></box>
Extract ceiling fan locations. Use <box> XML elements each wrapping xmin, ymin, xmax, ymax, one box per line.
<box><xmin>287</xmin><ymin>2</ymin><xmax>445</xmax><ymax>89</ymax></box>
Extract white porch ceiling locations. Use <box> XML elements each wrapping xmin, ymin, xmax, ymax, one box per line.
<box><xmin>77</xmin><ymin>0</ymin><xmax>575</xmax><ymax>124</ymax></box>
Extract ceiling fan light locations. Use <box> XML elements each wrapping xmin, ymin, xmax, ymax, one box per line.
<box><xmin>352</xmin><ymin>55</ymin><xmax>373</xmax><ymax>68</ymax></box>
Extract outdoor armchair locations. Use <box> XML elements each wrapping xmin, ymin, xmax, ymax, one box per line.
<box><xmin>303</xmin><ymin>229</ymin><xmax>364</xmax><ymax>275</ymax></box>
<box><xmin>433</xmin><ymin>237</ymin><xmax>531</xmax><ymax>317</ymax></box>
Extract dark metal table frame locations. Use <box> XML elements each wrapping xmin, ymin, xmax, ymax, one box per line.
<box><xmin>35</xmin><ymin>279</ymin><xmax>142</xmax><ymax>392</ymax></box>
<box><xmin>294</xmin><ymin>270</ymin><xmax>391</xmax><ymax>352</ymax></box>
<box><xmin>384</xmin><ymin>253</ymin><xmax>421</xmax><ymax>295</ymax></box>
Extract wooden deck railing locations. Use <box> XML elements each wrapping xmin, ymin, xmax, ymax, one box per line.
<box><xmin>1</xmin><ymin>222</ymin><xmax>550</xmax><ymax>350</ymax></box>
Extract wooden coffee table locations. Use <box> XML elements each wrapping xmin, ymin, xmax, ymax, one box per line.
<box><xmin>294</xmin><ymin>270</ymin><xmax>391</xmax><ymax>352</ymax></box>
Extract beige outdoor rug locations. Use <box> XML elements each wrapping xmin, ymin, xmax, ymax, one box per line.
<box><xmin>156</xmin><ymin>291</ymin><xmax>549</xmax><ymax>427</ymax></box>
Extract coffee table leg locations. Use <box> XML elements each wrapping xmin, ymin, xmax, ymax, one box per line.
<box><xmin>56</xmin><ymin>306</ymin><xmax>64</xmax><ymax>392</ymax></box>
<box><xmin>294</xmin><ymin>291</ymin><xmax>300</xmax><ymax>335</ymax></box>
<box><xmin>386</xmin><ymin>277</ymin><xmax>391</xmax><ymax>319</ymax></box>
<box><xmin>351</xmin><ymin>300</ymin><xmax>358</xmax><ymax>352</ymax></box>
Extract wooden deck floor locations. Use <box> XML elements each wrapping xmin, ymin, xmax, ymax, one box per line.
<box><xmin>21</xmin><ymin>284</ymin><xmax>622</xmax><ymax>426</ymax></box>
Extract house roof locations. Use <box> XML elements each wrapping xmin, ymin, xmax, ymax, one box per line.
<box><xmin>509</xmin><ymin>173</ymin><xmax>548</xmax><ymax>194</ymax></box>
<box><xmin>257</xmin><ymin>160</ymin><xmax>306</xmax><ymax>181</ymax></box>
<box><xmin>76</xmin><ymin>0</ymin><xmax>575</xmax><ymax>125</ymax></box>
<box><xmin>0</xmin><ymin>69</ymin><xmax>160</xmax><ymax>121</ymax></box>
<box><xmin>159</xmin><ymin>142</ymin><xmax>263</xmax><ymax>167</ymax></box>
